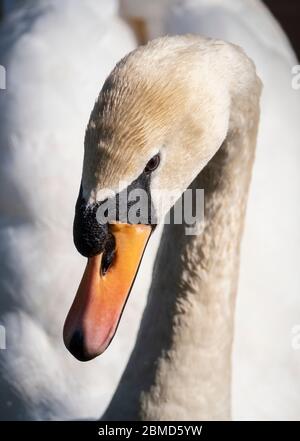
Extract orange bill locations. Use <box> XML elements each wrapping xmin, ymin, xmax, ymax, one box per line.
<box><xmin>63</xmin><ymin>223</ymin><xmax>151</xmax><ymax>361</ymax></box>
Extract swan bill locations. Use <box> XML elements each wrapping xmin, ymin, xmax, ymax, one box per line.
<box><xmin>63</xmin><ymin>223</ymin><xmax>151</xmax><ymax>361</ymax></box>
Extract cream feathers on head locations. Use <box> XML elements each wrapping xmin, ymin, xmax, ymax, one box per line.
<box><xmin>82</xmin><ymin>35</ymin><xmax>260</xmax><ymax>220</ymax></box>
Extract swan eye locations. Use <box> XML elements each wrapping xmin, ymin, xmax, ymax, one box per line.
<box><xmin>144</xmin><ymin>154</ymin><xmax>160</xmax><ymax>174</ymax></box>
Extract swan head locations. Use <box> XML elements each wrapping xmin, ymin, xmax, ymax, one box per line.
<box><xmin>82</xmin><ymin>36</ymin><xmax>231</xmax><ymax>216</ymax></box>
<box><xmin>63</xmin><ymin>36</ymin><xmax>256</xmax><ymax>361</ymax></box>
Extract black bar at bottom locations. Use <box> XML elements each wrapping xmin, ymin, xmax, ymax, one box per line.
<box><xmin>0</xmin><ymin>421</ymin><xmax>296</xmax><ymax>439</ymax></box>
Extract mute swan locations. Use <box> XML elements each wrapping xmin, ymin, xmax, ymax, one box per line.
<box><xmin>1</xmin><ymin>0</ymin><xmax>299</xmax><ymax>422</ymax></box>
<box><xmin>64</xmin><ymin>35</ymin><xmax>262</xmax><ymax>420</ymax></box>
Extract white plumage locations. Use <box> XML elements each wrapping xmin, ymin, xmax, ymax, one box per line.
<box><xmin>0</xmin><ymin>0</ymin><xmax>299</xmax><ymax>420</ymax></box>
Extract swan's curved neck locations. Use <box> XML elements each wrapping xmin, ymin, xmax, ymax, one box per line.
<box><xmin>103</xmin><ymin>67</ymin><xmax>261</xmax><ymax>421</ymax></box>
